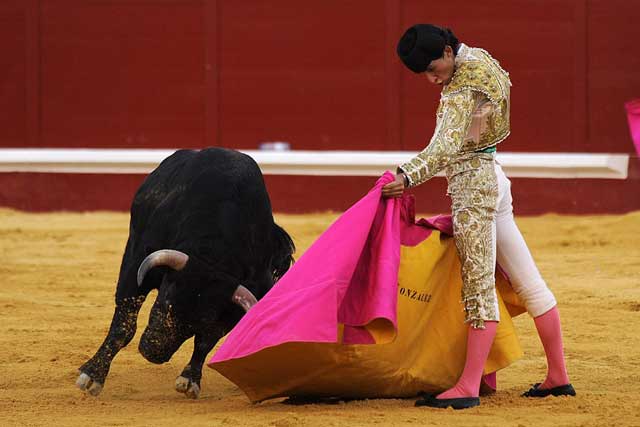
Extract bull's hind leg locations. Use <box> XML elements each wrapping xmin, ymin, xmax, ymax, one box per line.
<box><xmin>76</xmin><ymin>294</ymin><xmax>146</xmax><ymax>395</ymax></box>
<box><xmin>175</xmin><ymin>331</ymin><xmax>222</xmax><ymax>399</ymax></box>
<box><xmin>76</xmin><ymin>236</ymin><xmax>154</xmax><ymax>396</ymax></box>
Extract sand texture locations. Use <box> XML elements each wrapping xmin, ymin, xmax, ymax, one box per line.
<box><xmin>1</xmin><ymin>209</ymin><xmax>639</xmax><ymax>426</ymax></box>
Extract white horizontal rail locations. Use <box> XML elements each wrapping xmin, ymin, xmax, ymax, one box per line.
<box><xmin>0</xmin><ymin>148</ymin><xmax>630</xmax><ymax>179</ymax></box>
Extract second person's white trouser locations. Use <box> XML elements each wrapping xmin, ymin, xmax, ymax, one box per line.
<box><xmin>494</xmin><ymin>162</ymin><xmax>557</xmax><ymax>317</ymax></box>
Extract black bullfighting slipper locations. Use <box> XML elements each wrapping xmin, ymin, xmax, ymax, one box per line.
<box><xmin>415</xmin><ymin>394</ymin><xmax>480</xmax><ymax>410</ymax></box>
<box><xmin>522</xmin><ymin>383</ymin><xmax>576</xmax><ymax>398</ymax></box>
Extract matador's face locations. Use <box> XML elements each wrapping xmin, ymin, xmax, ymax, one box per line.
<box><xmin>423</xmin><ymin>45</ymin><xmax>456</xmax><ymax>86</ymax></box>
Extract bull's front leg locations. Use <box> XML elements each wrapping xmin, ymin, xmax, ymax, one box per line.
<box><xmin>174</xmin><ymin>331</ymin><xmax>222</xmax><ymax>399</ymax></box>
<box><xmin>76</xmin><ymin>295</ymin><xmax>146</xmax><ymax>395</ymax></box>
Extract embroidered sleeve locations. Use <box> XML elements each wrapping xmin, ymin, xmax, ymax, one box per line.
<box><xmin>399</xmin><ymin>89</ymin><xmax>476</xmax><ymax>187</ymax></box>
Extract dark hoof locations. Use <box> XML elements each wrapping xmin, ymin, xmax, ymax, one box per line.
<box><xmin>415</xmin><ymin>394</ymin><xmax>480</xmax><ymax>410</ymax></box>
<box><xmin>522</xmin><ymin>383</ymin><xmax>576</xmax><ymax>398</ymax></box>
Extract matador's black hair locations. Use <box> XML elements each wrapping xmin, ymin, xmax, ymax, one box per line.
<box><xmin>397</xmin><ymin>24</ymin><xmax>460</xmax><ymax>73</ymax></box>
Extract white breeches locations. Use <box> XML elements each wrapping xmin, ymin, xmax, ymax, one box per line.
<box><xmin>494</xmin><ymin>162</ymin><xmax>557</xmax><ymax>318</ymax></box>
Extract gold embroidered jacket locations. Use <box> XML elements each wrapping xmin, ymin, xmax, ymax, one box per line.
<box><xmin>399</xmin><ymin>44</ymin><xmax>512</xmax><ymax>187</ymax></box>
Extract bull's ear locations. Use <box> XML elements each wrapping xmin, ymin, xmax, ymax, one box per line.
<box><xmin>232</xmin><ymin>285</ymin><xmax>257</xmax><ymax>312</ymax></box>
<box><xmin>137</xmin><ymin>249</ymin><xmax>189</xmax><ymax>286</ymax></box>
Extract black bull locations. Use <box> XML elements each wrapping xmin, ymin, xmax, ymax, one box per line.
<box><xmin>76</xmin><ymin>148</ymin><xmax>295</xmax><ymax>398</ymax></box>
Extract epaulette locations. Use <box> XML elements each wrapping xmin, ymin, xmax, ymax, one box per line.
<box><xmin>443</xmin><ymin>50</ymin><xmax>510</xmax><ymax>108</ymax></box>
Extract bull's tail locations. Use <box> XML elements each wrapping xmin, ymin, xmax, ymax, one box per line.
<box><xmin>271</xmin><ymin>222</ymin><xmax>295</xmax><ymax>282</ymax></box>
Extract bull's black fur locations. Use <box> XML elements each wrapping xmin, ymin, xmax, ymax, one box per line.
<box><xmin>78</xmin><ymin>148</ymin><xmax>294</xmax><ymax>397</ymax></box>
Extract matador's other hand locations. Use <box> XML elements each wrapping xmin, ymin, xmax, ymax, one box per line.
<box><xmin>382</xmin><ymin>173</ymin><xmax>406</xmax><ymax>198</ymax></box>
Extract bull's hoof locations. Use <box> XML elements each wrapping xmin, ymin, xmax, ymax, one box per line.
<box><xmin>175</xmin><ymin>375</ymin><xmax>200</xmax><ymax>399</ymax></box>
<box><xmin>76</xmin><ymin>372</ymin><xmax>104</xmax><ymax>396</ymax></box>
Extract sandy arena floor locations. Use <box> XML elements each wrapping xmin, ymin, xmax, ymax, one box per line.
<box><xmin>1</xmin><ymin>208</ymin><xmax>639</xmax><ymax>426</ymax></box>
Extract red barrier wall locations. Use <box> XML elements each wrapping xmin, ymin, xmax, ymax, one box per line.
<box><xmin>1</xmin><ymin>1</ymin><xmax>639</xmax><ymax>213</ymax></box>
<box><xmin>1</xmin><ymin>161</ymin><xmax>638</xmax><ymax>214</ymax></box>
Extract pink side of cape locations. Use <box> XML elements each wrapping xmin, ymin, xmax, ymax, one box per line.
<box><xmin>626</xmin><ymin>99</ymin><xmax>640</xmax><ymax>156</ymax></box>
<box><xmin>209</xmin><ymin>172</ymin><xmax>451</xmax><ymax>365</ymax></box>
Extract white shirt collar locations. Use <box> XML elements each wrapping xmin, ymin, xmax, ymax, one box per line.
<box><xmin>455</xmin><ymin>43</ymin><xmax>470</xmax><ymax>66</ymax></box>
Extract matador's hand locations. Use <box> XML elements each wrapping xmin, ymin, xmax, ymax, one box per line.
<box><xmin>382</xmin><ymin>173</ymin><xmax>406</xmax><ymax>198</ymax></box>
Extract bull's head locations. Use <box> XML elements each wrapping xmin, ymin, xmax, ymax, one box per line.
<box><xmin>134</xmin><ymin>249</ymin><xmax>258</xmax><ymax>364</ymax></box>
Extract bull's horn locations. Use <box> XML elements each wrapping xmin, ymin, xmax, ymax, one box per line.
<box><xmin>137</xmin><ymin>249</ymin><xmax>189</xmax><ymax>286</ymax></box>
<box><xmin>232</xmin><ymin>285</ymin><xmax>258</xmax><ymax>312</ymax></box>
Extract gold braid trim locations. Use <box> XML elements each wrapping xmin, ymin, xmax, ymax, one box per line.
<box><xmin>443</xmin><ymin>50</ymin><xmax>510</xmax><ymax>112</ymax></box>
<box><xmin>399</xmin><ymin>89</ymin><xmax>476</xmax><ymax>188</ymax></box>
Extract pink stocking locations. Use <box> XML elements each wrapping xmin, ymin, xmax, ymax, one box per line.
<box><xmin>437</xmin><ymin>321</ymin><xmax>498</xmax><ymax>399</ymax></box>
<box><xmin>534</xmin><ymin>306</ymin><xmax>570</xmax><ymax>389</ymax></box>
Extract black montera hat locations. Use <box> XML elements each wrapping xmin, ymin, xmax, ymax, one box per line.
<box><xmin>396</xmin><ymin>24</ymin><xmax>446</xmax><ymax>73</ymax></box>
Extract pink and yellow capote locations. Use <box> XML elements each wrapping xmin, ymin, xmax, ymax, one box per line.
<box><xmin>208</xmin><ymin>172</ymin><xmax>525</xmax><ymax>402</ymax></box>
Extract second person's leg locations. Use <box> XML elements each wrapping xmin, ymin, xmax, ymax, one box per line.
<box><xmin>418</xmin><ymin>155</ymin><xmax>500</xmax><ymax>408</ymax></box>
<box><xmin>493</xmin><ymin>164</ymin><xmax>572</xmax><ymax>392</ymax></box>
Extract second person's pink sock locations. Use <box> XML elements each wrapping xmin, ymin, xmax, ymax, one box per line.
<box><xmin>534</xmin><ymin>306</ymin><xmax>570</xmax><ymax>389</ymax></box>
<box><xmin>437</xmin><ymin>321</ymin><xmax>498</xmax><ymax>399</ymax></box>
